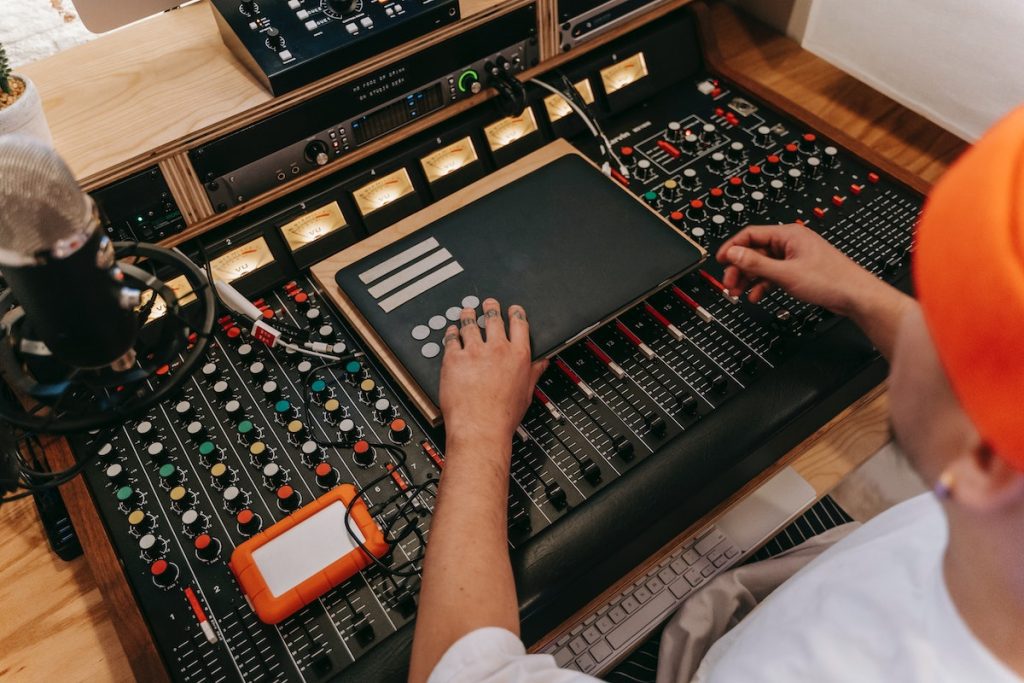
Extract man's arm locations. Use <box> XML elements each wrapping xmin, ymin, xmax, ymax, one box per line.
<box><xmin>717</xmin><ymin>224</ymin><xmax>914</xmax><ymax>360</ymax></box>
<box><xmin>408</xmin><ymin>298</ymin><xmax>547</xmax><ymax>683</ymax></box>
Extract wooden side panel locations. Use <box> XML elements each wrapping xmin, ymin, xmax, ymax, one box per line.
<box><xmin>159</xmin><ymin>154</ymin><xmax>215</xmax><ymax>225</ymax></box>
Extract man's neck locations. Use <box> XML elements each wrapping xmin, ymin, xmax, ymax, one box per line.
<box><xmin>944</xmin><ymin>510</ymin><xmax>1024</xmax><ymax>676</ymax></box>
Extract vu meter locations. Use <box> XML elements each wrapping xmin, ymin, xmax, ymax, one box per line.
<box><xmin>353</xmin><ymin>168</ymin><xmax>416</xmax><ymax>216</ymax></box>
<box><xmin>280</xmin><ymin>201</ymin><xmax>348</xmax><ymax>251</ymax></box>
<box><xmin>210</xmin><ymin>237</ymin><xmax>275</xmax><ymax>283</ymax></box>
<box><xmin>484</xmin><ymin>108</ymin><xmax>539</xmax><ymax>151</ymax></box>
<box><xmin>420</xmin><ymin>137</ymin><xmax>479</xmax><ymax>182</ymax></box>
<box><xmin>600</xmin><ymin>52</ymin><xmax>649</xmax><ymax>94</ymax></box>
<box><xmin>544</xmin><ymin>80</ymin><xmax>596</xmax><ymax>122</ymax></box>
<box><xmin>139</xmin><ymin>274</ymin><xmax>195</xmax><ymax>323</ymax></box>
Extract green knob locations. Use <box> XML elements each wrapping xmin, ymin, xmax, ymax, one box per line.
<box><xmin>345</xmin><ymin>360</ymin><xmax>362</xmax><ymax>375</ymax></box>
<box><xmin>274</xmin><ymin>400</ymin><xmax>291</xmax><ymax>415</ymax></box>
<box><xmin>115</xmin><ymin>485</ymin><xmax>133</xmax><ymax>502</ymax></box>
<box><xmin>238</xmin><ymin>420</ymin><xmax>254</xmax><ymax>435</ymax></box>
<box><xmin>158</xmin><ymin>463</ymin><xmax>176</xmax><ymax>480</ymax></box>
<box><xmin>198</xmin><ymin>441</ymin><xmax>216</xmax><ymax>457</ymax></box>
<box><xmin>311</xmin><ymin>379</ymin><xmax>327</xmax><ymax>394</ymax></box>
<box><xmin>643</xmin><ymin>191</ymin><xmax>658</xmax><ymax>204</ymax></box>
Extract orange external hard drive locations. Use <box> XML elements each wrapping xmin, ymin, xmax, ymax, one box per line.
<box><xmin>229</xmin><ymin>484</ymin><xmax>389</xmax><ymax>624</ymax></box>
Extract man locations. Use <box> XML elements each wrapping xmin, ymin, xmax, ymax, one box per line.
<box><xmin>407</xmin><ymin>106</ymin><xmax>1024</xmax><ymax>682</ymax></box>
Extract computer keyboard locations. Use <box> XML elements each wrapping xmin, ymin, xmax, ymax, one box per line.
<box><xmin>538</xmin><ymin>467</ymin><xmax>817</xmax><ymax>675</ymax></box>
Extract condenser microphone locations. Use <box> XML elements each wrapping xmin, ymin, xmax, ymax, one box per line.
<box><xmin>0</xmin><ymin>136</ymin><xmax>139</xmax><ymax>369</ymax></box>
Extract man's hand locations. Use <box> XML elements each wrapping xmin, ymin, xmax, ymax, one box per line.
<box><xmin>718</xmin><ymin>223</ymin><xmax>912</xmax><ymax>360</ymax></box>
<box><xmin>439</xmin><ymin>299</ymin><xmax>548</xmax><ymax>450</ymax></box>
<box><xmin>717</xmin><ymin>223</ymin><xmax>880</xmax><ymax>315</ymax></box>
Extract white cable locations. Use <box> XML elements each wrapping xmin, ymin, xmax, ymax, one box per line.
<box><xmin>279</xmin><ymin>341</ymin><xmax>342</xmax><ymax>361</ymax></box>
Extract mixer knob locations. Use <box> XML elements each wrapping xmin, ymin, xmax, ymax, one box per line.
<box><xmin>744</xmin><ymin>165</ymin><xmax>764</xmax><ymax>187</ymax></box>
<box><xmin>710</xmin><ymin>214</ymin><xmax>728</xmax><ymax>238</ymax></box>
<box><xmin>660</xmin><ymin>179</ymin><xmax>682</xmax><ymax>203</ymax></box>
<box><xmin>249</xmin><ymin>360</ymin><xmax>266</xmax><ymax>378</ymax></box>
<box><xmin>197</xmin><ymin>440</ymin><xmax>221</xmax><ymax>465</ymax></box>
<box><xmin>169</xmin><ymin>485</ymin><xmax>195</xmax><ymax>512</ymax></box>
<box><xmin>823</xmin><ymin>145</ymin><xmax>840</xmax><ymax>168</ymax></box>
<box><xmin>328</xmin><ymin>0</ymin><xmax>361</xmax><ymax>16</ymax></box>
<box><xmin>237</xmin><ymin>343</ymin><xmax>254</xmax><ymax>359</ymax></box>
<box><xmin>633</xmin><ymin>159</ymin><xmax>654</xmax><ymax>183</ymax></box>
<box><xmin>780</xmin><ymin>143</ymin><xmax>800</xmax><ymax>165</ymax></box>
<box><xmin>669</xmin><ymin>210</ymin><xmax>684</xmax><ymax>226</ymax></box>
<box><xmin>805</xmin><ymin>156</ymin><xmax>822</xmax><ymax>179</ymax></box>
<box><xmin>287</xmin><ymin>420</ymin><xmax>306</xmax><ymax>441</ymax></box>
<box><xmin>689</xmin><ymin>226</ymin><xmax>707</xmax><ymax>246</ymax></box>
<box><xmin>324</xmin><ymin>398</ymin><xmax>344</xmax><ymax>423</ymax></box>
<box><xmin>276</xmin><ymin>485</ymin><xmax>300</xmax><ymax>512</ymax></box>
<box><xmin>619</xmin><ymin>146</ymin><xmax>636</xmax><ymax>166</ymax></box>
<box><xmin>359</xmin><ymin>378</ymin><xmax>381</xmax><ymax>402</ymax></box>
<box><xmin>798</xmin><ymin>133</ymin><xmax>818</xmax><ymax>155</ymax></box>
<box><xmin>345</xmin><ymin>360</ymin><xmax>366</xmax><ymax>384</ymax></box>
<box><xmin>353</xmin><ymin>440</ymin><xmax>376</xmax><ymax>467</ymax></box>
<box><xmin>706</xmin><ymin>187</ymin><xmax>726</xmax><ymax>212</ymax></box>
<box><xmin>753</xmin><ymin>125</ymin><xmax>773</xmax><ymax>146</ymax></box>
<box><xmin>263</xmin><ymin>462</ymin><xmax>287</xmax><ymax>487</ymax></box>
<box><xmin>236</xmin><ymin>509</ymin><xmax>262</xmax><ymax>536</ymax></box>
<box><xmin>762</xmin><ymin>155</ymin><xmax>782</xmax><ymax>177</ymax></box>
<box><xmin>249</xmin><ymin>440</ymin><xmax>272</xmax><ymax>465</ymax></box>
<box><xmin>262</xmin><ymin>380</ymin><xmax>280</xmax><ymax>398</ymax></box>
<box><xmin>105</xmin><ymin>462</ymin><xmax>127</xmax><ymax>485</ymax></box>
<box><xmin>174</xmin><ymin>400</ymin><xmax>193</xmax><ymax>420</ymax></box>
<box><xmin>223</xmin><ymin>485</ymin><xmax>247</xmax><ymax>513</ymax></box>
<box><xmin>293</xmin><ymin>290</ymin><xmax>312</xmax><ymax>310</ymax></box>
<box><xmin>709</xmin><ymin>152</ymin><xmax>726</xmax><ymax>174</ymax></box>
<box><xmin>201</xmin><ymin>362</ymin><xmax>219</xmax><ymax>380</ymax></box>
<box><xmin>296</xmin><ymin>359</ymin><xmax>314</xmax><ymax>375</ymax></box>
<box><xmin>314</xmin><ymin>462</ymin><xmax>340</xmax><ymax>489</ymax></box>
<box><xmin>147</xmin><ymin>441</ymin><xmax>168</xmax><ymax>464</ymax></box>
<box><xmin>318</xmin><ymin>324</ymin><xmax>336</xmax><ymax>340</ymax></box>
<box><xmin>374</xmin><ymin>398</ymin><xmax>396</xmax><ymax>423</ymax></box>
<box><xmin>139</xmin><ymin>533</ymin><xmax>166</xmax><ymax>562</ymax></box>
<box><xmin>749</xmin><ymin>190</ymin><xmax>766</xmax><ymax>213</ymax></box>
<box><xmin>786</xmin><ymin>168</ymin><xmax>804</xmax><ymax>190</ymax></box>
<box><xmin>680</xmin><ymin>394</ymin><xmax>698</xmax><ymax>414</ymax></box>
<box><xmin>224</xmin><ymin>399</ymin><xmax>243</xmax><ymax>417</ymax></box>
<box><xmin>210</xmin><ymin>462</ymin><xmax>235</xmax><ymax>489</ymax></box>
<box><xmin>725</xmin><ymin>176</ymin><xmax>745</xmax><ymax>199</ymax></box>
<box><xmin>97</xmin><ymin>442</ymin><xmax>116</xmax><ymax>462</ymax></box>
<box><xmin>150</xmin><ymin>559</ymin><xmax>179</xmax><ymax>589</ymax></box>
<box><xmin>194</xmin><ymin>534</ymin><xmax>221</xmax><ymax>563</ymax></box>
<box><xmin>185</xmin><ymin>420</ymin><xmax>205</xmax><ymax>441</ymax></box>
<box><xmin>304</xmin><ymin>140</ymin><xmax>330</xmax><ymax>167</ymax></box>
<box><xmin>158</xmin><ymin>463</ymin><xmax>182</xmax><ymax>488</ymax></box>
<box><xmin>580</xmin><ymin>457</ymin><xmax>602</xmax><ymax>484</ymax></box>
<box><xmin>300</xmin><ymin>439</ymin><xmax>324</xmax><ymax>465</ymax></box>
<box><xmin>642</xmin><ymin>191</ymin><xmax>660</xmax><ymax>209</ymax></box>
<box><xmin>727</xmin><ymin>141</ymin><xmax>745</xmax><ymax>163</ymax></box>
<box><xmin>699</xmin><ymin>122</ymin><xmax>717</xmax><ymax>145</ymax></box>
<box><xmin>181</xmin><ymin>509</ymin><xmax>207</xmax><ymax>536</ymax></box>
<box><xmin>127</xmin><ymin>509</ymin><xmax>154</xmax><ymax>535</ymax></box>
<box><xmin>274</xmin><ymin>399</ymin><xmax>296</xmax><ymax>422</ymax></box>
<box><xmin>266</xmin><ymin>27</ymin><xmax>284</xmax><ymax>52</ymax></box>
<box><xmin>339</xmin><ymin>418</ymin><xmax>358</xmax><ymax>447</ymax></box>
<box><xmin>681</xmin><ymin>133</ymin><xmax>699</xmax><ymax>154</ymax></box>
<box><xmin>769</xmin><ymin>178</ymin><xmax>786</xmax><ymax>200</ymax></box>
<box><xmin>680</xmin><ymin>167</ymin><xmax>699</xmax><ymax>190</ymax></box>
<box><xmin>305</xmin><ymin>307</ymin><xmax>322</xmax><ymax>324</ymax></box>
<box><xmin>389</xmin><ymin>418</ymin><xmax>412</xmax><ymax>444</ymax></box>
<box><xmin>212</xmin><ymin>380</ymin><xmax>231</xmax><ymax>398</ymax></box>
<box><xmin>135</xmin><ymin>420</ymin><xmax>155</xmax><ymax>437</ymax></box>
<box><xmin>237</xmin><ymin>419</ymin><xmax>258</xmax><ymax>444</ymax></box>
<box><xmin>612</xmin><ymin>435</ymin><xmax>635</xmax><ymax>461</ymax></box>
<box><xmin>666</xmin><ymin>121</ymin><xmax>684</xmax><ymax>143</ymax></box>
<box><xmin>686</xmin><ymin>198</ymin><xmax>706</xmax><ymax>222</ymax></box>
<box><xmin>730</xmin><ymin>202</ymin><xmax>747</xmax><ymax>225</ymax></box>
<box><xmin>310</xmin><ymin>378</ymin><xmax>329</xmax><ymax>403</ymax></box>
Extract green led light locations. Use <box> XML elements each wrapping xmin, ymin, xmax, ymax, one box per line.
<box><xmin>457</xmin><ymin>69</ymin><xmax>479</xmax><ymax>93</ymax></box>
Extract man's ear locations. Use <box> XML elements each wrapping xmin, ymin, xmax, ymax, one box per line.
<box><xmin>947</xmin><ymin>441</ymin><xmax>1024</xmax><ymax>512</ymax></box>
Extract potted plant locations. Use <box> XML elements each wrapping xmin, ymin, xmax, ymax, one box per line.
<box><xmin>0</xmin><ymin>42</ymin><xmax>52</xmax><ymax>145</ymax></box>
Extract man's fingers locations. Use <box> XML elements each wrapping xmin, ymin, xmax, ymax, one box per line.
<box><xmin>459</xmin><ymin>308</ymin><xmax>481</xmax><ymax>346</ymax></box>
<box><xmin>529</xmin><ymin>359</ymin><xmax>548</xmax><ymax>388</ymax></box>
<box><xmin>716</xmin><ymin>225</ymin><xmax>782</xmax><ymax>263</ymax></box>
<box><xmin>508</xmin><ymin>304</ymin><xmax>530</xmax><ymax>347</ymax></box>
<box><xmin>481</xmin><ymin>298</ymin><xmax>507</xmax><ymax>343</ymax></box>
<box><xmin>442</xmin><ymin>325</ymin><xmax>462</xmax><ymax>352</ymax></box>
<box><xmin>748</xmin><ymin>281</ymin><xmax>774</xmax><ymax>303</ymax></box>
<box><xmin>721</xmin><ymin>245</ymin><xmax>789</xmax><ymax>286</ymax></box>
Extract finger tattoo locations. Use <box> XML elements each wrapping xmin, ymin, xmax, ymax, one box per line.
<box><xmin>485</xmin><ymin>309</ymin><xmax>499</xmax><ymax>319</ymax></box>
<box><xmin>443</xmin><ymin>333</ymin><xmax>460</xmax><ymax>345</ymax></box>
<box><xmin>461</xmin><ymin>317</ymin><xmax>476</xmax><ymax>328</ymax></box>
<box><xmin>510</xmin><ymin>310</ymin><xmax>526</xmax><ymax>321</ymax></box>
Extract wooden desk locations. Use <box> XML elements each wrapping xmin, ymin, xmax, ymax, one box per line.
<box><xmin>0</xmin><ymin>4</ymin><xmax>966</xmax><ymax>681</ymax></box>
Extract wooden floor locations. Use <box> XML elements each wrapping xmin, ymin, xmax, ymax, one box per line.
<box><xmin>0</xmin><ymin>4</ymin><xmax>967</xmax><ymax>681</ymax></box>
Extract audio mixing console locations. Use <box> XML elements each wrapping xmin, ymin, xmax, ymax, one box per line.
<box><xmin>71</xmin><ymin>7</ymin><xmax>923</xmax><ymax>682</ymax></box>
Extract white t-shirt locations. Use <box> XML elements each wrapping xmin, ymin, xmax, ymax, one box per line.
<box><xmin>428</xmin><ymin>494</ymin><xmax>1021</xmax><ymax>683</ymax></box>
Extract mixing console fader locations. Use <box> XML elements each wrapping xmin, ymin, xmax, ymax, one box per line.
<box><xmin>68</xmin><ymin>7</ymin><xmax>924</xmax><ymax>682</ymax></box>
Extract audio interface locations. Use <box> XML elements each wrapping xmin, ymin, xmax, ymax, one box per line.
<box><xmin>557</xmin><ymin>0</ymin><xmax>672</xmax><ymax>51</ymax></box>
<box><xmin>211</xmin><ymin>0</ymin><xmax>461</xmax><ymax>95</ymax></box>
